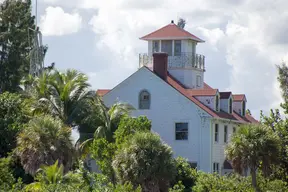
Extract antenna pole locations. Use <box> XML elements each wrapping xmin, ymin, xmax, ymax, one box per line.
<box><xmin>35</xmin><ymin>0</ymin><xmax>38</xmax><ymax>28</ymax></box>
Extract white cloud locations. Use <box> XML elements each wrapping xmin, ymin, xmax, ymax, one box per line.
<box><xmin>39</xmin><ymin>0</ymin><xmax>288</xmax><ymax>119</ymax></box>
<box><xmin>40</xmin><ymin>6</ymin><xmax>82</xmax><ymax>36</ymax></box>
<box><xmin>85</xmin><ymin>0</ymin><xmax>288</xmax><ymax>119</ymax></box>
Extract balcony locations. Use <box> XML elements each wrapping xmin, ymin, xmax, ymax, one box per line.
<box><xmin>139</xmin><ymin>52</ymin><xmax>205</xmax><ymax>71</ymax></box>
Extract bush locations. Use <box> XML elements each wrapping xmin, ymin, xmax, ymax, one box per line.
<box><xmin>0</xmin><ymin>157</ymin><xmax>15</xmax><ymax>191</ymax></box>
<box><xmin>114</xmin><ymin>116</ymin><xmax>151</xmax><ymax>146</ymax></box>
<box><xmin>171</xmin><ymin>157</ymin><xmax>197</xmax><ymax>191</ymax></box>
<box><xmin>192</xmin><ymin>171</ymin><xmax>288</xmax><ymax>192</ymax></box>
<box><xmin>112</xmin><ymin>132</ymin><xmax>176</xmax><ymax>192</ymax></box>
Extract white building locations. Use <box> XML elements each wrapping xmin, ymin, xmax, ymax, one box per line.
<box><xmin>97</xmin><ymin>20</ymin><xmax>258</xmax><ymax>175</ymax></box>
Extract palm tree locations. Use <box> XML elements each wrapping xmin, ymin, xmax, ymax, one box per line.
<box><xmin>26</xmin><ymin>69</ymin><xmax>93</xmax><ymax>125</ymax></box>
<box><xmin>25</xmin><ymin>160</ymin><xmax>85</xmax><ymax>191</ymax></box>
<box><xmin>15</xmin><ymin>115</ymin><xmax>75</xmax><ymax>175</ymax></box>
<box><xmin>79</xmin><ymin>97</ymin><xmax>133</xmax><ymax>155</ymax></box>
<box><xmin>112</xmin><ymin>132</ymin><xmax>176</xmax><ymax>192</ymax></box>
<box><xmin>94</xmin><ymin>97</ymin><xmax>134</xmax><ymax>142</ymax></box>
<box><xmin>225</xmin><ymin>123</ymin><xmax>280</xmax><ymax>191</ymax></box>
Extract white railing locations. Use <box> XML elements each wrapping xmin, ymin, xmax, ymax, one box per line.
<box><xmin>139</xmin><ymin>52</ymin><xmax>205</xmax><ymax>71</ymax></box>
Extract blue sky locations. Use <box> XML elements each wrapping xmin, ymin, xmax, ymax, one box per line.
<box><xmin>27</xmin><ymin>0</ymin><xmax>288</xmax><ymax>119</ymax></box>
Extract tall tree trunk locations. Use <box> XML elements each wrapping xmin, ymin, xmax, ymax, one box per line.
<box><xmin>251</xmin><ymin>167</ymin><xmax>259</xmax><ymax>192</ymax></box>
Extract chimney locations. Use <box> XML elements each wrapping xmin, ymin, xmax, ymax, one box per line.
<box><xmin>153</xmin><ymin>53</ymin><xmax>168</xmax><ymax>81</ymax></box>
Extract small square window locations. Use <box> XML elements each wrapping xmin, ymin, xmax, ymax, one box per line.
<box><xmin>175</xmin><ymin>123</ymin><xmax>188</xmax><ymax>140</ymax></box>
<box><xmin>233</xmin><ymin>127</ymin><xmax>236</xmax><ymax>133</ymax></box>
<box><xmin>143</xmin><ymin>95</ymin><xmax>149</xmax><ymax>100</ymax></box>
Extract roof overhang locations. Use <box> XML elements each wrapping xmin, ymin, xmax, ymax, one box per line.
<box><xmin>140</xmin><ymin>36</ymin><xmax>205</xmax><ymax>42</ymax></box>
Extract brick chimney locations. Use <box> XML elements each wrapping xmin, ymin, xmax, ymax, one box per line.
<box><xmin>153</xmin><ymin>53</ymin><xmax>168</xmax><ymax>81</ymax></box>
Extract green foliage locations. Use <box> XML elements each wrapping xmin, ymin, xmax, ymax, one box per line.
<box><xmin>192</xmin><ymin>171</ymin><xmax>288</xmax><ymax>192</ymax></box>
<box><xmin>79</xmin><ymin>100</ymin><xmax>133</xmax><ymax>156</ymax></box>
<box><xmin>112</xmin><ymin>132</ymin><xmax>176</xmax><ymax>192</ymax></box>
<box><xmin>0</xmin><ymin>0</ymin><xmax>35</xmax><ymax>92</ymax></box>
<box><xmin>169</xmin><ymin>181</ymin><xmax>185</xmax><ymax>192</ymax></box>
<box><xmin>89</xmin><ymin>116</ymin><xmax>151</xmax><ymax>184</ymax></box>
<box><xmin>26</xmin><ymin>69</ymin><xmax>93</xmax><ymax>125</ymax></box>
<box><xmin>113</xmin><ymin>182</ymin><xmax>142</xmax><ymax>192</ymax></box>
<box><xmin>15</xmin><ymin>115</ymin><xmax>75</xmax><ymax>175</ymax></box>
<box><xmin>277</xmin><ymin>63</ymin><xmax>288</xmax><ymax>114</ymax></box>
<box><xmin>0</xmin><ymin>92</ymin><xmax>30</xmax><ymax>157</ymax></box>
<box><xmin>114</xmin><ymin>116</ymin><xmax>151</xmax><ymax>146</ymax></box>
<box><xmin>93</xmin><ymin>100</ymin><xmax>134</xmax><ymax>142</ymax></box>
<box><xmin>171</xmin><ymin>157</ymin><xmax>196</xmax><ymax>191</ymax></box>
<box><xmin>0</xmin><ymin>157</ymin><xmax>15</xmax><ymax>190</ymax></box>
<box><xmin>90</xmin><ymin>138</ymin><xmax>116</xmax><ymax>182</ymax></box>
<box><xmin>261</xmin><ymin>109</ymin><xmax>288</xmax><ymax>181</ymax></box>
<box><xmin>192</xmin><ymin>172</ymin><xmax>253</xmax><ymax>192</ymax></box>
<box><xmin>225</xmin><ymin>123</ymin><xmax>281</xmax><ymax>190</ymax></box>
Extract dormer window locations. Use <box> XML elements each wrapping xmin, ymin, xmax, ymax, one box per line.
<box><xmin>215</xmin><ymin>94</ymin><xmax>219</xmax><ymax>112</ymax></box>
<box><xmin>229</xmin><ymin>98</ymin><xmax>233</xmax><ymax>114</ymax></box>
<box><xmin>139</xmin><ymin>90</ymin><xmax>150</xmax><ymax>109</ymax></box>
<box><xmin>242</xmin><ymin>101</ymin><xmax>246</xmax><ymax>116</ymax></box>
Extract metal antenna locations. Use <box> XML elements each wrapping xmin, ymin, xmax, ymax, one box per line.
<box><xmin>35</xmin><ymin>0</ymin><xmax>38</xmax><ymax>27</ymax></box>
<box><xmin>29</xmin><ymin>0</ymin><xmax>46</xmax><ymax>76</ymax></box>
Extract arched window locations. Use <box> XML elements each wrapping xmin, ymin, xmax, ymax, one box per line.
<box><xmin>139</xmin><ymin>90</ymin><xmax>150</xmax><ymax>109</ymax></box>
<box><xmin>229</xmin><ymin>98</ymin><xmax>233</xmax><ymax>114</ymax></box>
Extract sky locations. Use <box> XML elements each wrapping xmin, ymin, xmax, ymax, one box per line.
<box><xmin>28</xmin><ymin>0</ymin><xmax>288</xmax><ymax>120</ymax></box>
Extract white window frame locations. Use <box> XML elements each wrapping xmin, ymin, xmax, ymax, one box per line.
<box><xmin>213</xmin><ymin>162</ymin><xmax>220</xmax><ymax>174</ymax></box>
<box><xmin>224</xmin><ymin>125</ymin><xmax>228</xmax><ymax>143</ymax></box>
<box><xmin>214</xmin><ymin>124</ymin><xmax>219</xmax><ymax>143</ymax></box>
<box><xmin>175</xmin><ymin>122</ymin><xmax>189</xmax><ymax>141</ymax></box>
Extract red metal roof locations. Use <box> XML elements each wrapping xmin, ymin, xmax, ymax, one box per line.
<box><xmin>233</xmin><ymin>94</ymin><xmax>246</xmax><ymax>101</ymax></box>
<box><xmin>187</xmin><ymin>89</ymin><xmax>218</xmax><ymax>96</ymax></box>
<box><xmin>96</xmin><ymin>68</ymin><xmax>256</xmax><ymax>123</ymax></box>
<box><xmin>204</xmin><ymin>82</ymin><xmax>213</xmax><ymax>90</ymax></box>
<box><xmin>96</xmin><ymin>89</ymin><xmax>110</xmax><ymax>97</ymax></box>
<box><xmin>140</xmin><ymin>22</ymin><xmax>204</xmax><ymax>42</ymax></box>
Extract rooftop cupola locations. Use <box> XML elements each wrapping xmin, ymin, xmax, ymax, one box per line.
<box><xmin>139</xmin><ymin>20</ymin><xmax>206</xmax><ymax>89</ymax></box>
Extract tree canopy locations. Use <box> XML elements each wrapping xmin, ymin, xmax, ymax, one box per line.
<box><xmin>0</xmin><ymin>0</ymin><xmax>35</xmax><ymax>92</ymax></box>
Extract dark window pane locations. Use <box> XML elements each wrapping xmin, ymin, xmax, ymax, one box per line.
<box><xmin>174</xmin><ymin>40</ymin><xmax>181</xmax><ymax>56</ymax></box>
<box><xmin>175</xmin><ymin>123</ymin><xmax>188</xmax><ymax>140</ymax></box>
<box><xmin>161</xmin><ymin>40</ymin><xmax>173</xmax><ymax>56</ymax></box>
<box><xmin>189</xmin><ymin>162</ymin><xmax>197</xmax><ymax>169</ymax></box>
<box><xmin>176</xmin><ymin>132</ymin><xmax>188</xmax><ymax>140</ymax></box>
